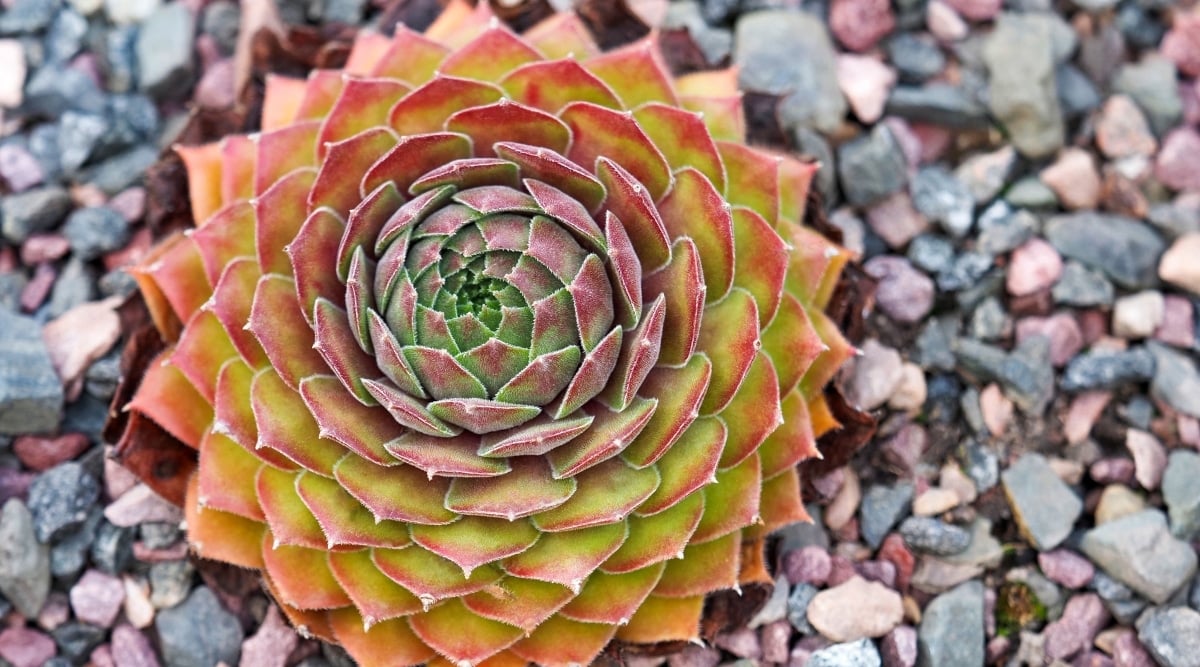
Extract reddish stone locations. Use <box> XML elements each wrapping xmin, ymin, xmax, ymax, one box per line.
<box><xmin>760</xmin><ymin>621</ymin><xmax>792</xmax><ymax>664</ymax></box>
<box><xmin>1038</xmin><ymin>549</ymin><xmax>1095</xmax><ymax>589</ymax></box>
<box><xmin>19</xmin><ymin>262</ymin><xmax>56</xmax><ymax>313</ymax></box>
<box><xmin>942</xmin><ymin>0</ymin><xmax>1000</xmax><ymax>21</ymax></box>
<box><xmin>1156</xmin><ymin>127</ymin><xmax>1200</xmax><ymax>192</ymax></box>
<box><xmin>0</xmin><ymin>466</ymin><xmax>35</xmax><ymax>505</ymax></box>
<box><xmin>879</xmin><ymin>423</ymin><xmax>928</xmax><ymax>476</ymax></box>
<box><xmin>19</xmin><ymin>234</ymin><xmax>70</xmax><ymax>265</ymax></box>
<box><xmin>1043</xmin><ymin>594</ymin><xmax>1110</xmax><ymax>661</ymax></box>
<box><xmin>1090</xmin><ymin>457</ymin><xmax>1136</xmax><ymax>485</ymax></box>
<box><xmin>111</xmin><ymin>624</ymin><xmax>160</xmax><ymax>667</ymax></box>
<box><xmin>0</xmin><ymin>626</ymin><xmax>57</xmax><ymax>667</ymax></box>
<box><xmin>830</xmin><ymin>0</ymin><xmax>896</xmax><ymax>52</ymax></box>
<box><xmin>878</xmin><ymin>533</ymin><xmax>915</xmax><ymax>592</ymax></box>
<box><xmin>1154</xmin><ymin>295</ymin><xmax>1195</xmax><ymax>348</ymax></box>
<box><xmin>857</xmin><ymin>559</ymin><xmax>898</xmax><ymax>588</ymax></box>
<box><xmin>13</xmin><ymin>433</ymin><xmax>90</xmax><ymax>472</ymax></box>
<box><xmin>240</xmin><ymin>605</ymin><xmax>297</xmax><ymax>667</ymax></box>
<box><xmin>1015</xmin><ymin>313</ymin><xmax>1083</xmax><ymax>367</ymax></box>
<box><xmin>90</xmin><ymin>644</ymin><xmax>116</xmax><ymax>667</ymax></box>
<box><xmin>1112</xmin><ymin>628</ymin><xmax>1156</xmax><ymax>667</ymax></box>
<box><xmin>881</xmin><ymin>625</ymin><xmax>918</xmax><ymax>667</ymax></box>
<box><xmin>784</xmin><ymin>546</ymin><xmax>833</xmax><ymax>586</ymax></box>
<box><xmin>827</xmin><ymin>554</ymin><xmax>858</xmax><ymax>587</ymax></box>
<box><xmin>1008</xmin><ymin>238</ymin><xmax>1064</xmax><ymax>297</ymax></box>
<box><xmin>1162</xmin><ymin>14</ymin><xmax>1200</xmax><ymax>77</ymax></box>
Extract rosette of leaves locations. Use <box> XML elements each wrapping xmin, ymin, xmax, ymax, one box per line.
<box><xmin>116</xmin><ymin>3</ymin><xmax>853</xmax><ymax>665</ymax></box>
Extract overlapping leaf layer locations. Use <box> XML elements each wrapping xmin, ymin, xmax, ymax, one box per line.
<box><xmin>120</xmin><ymin>3</ymin><xmax>853</xmax><ymax>665</ymax></box>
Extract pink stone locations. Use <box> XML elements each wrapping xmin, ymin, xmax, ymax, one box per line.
<box><xmin>1112</xmin><ymin>628</ymin><xmax>1156</xmax><ymax>667</ymax></box>
<box><xmin>830</xmin><ymin>0</ymin><xmax>896</xmax><ymax>52</ymax></box>
<box><xmin>837</xmin><ymin>54</ymin><xmax>897</xmax><ymax>124</ymax></box>
<box><xmin>910</xmin><ymin>122</ymin><xmax>953</xmax><ymax>163</ymax></box>
<box><xmin>784</xmin><ymin>546</ymin><xmax>833</xmax><ymax>586</ymax></box>
<box><xmin>132</xmin><ymin>541</ymin><xmax>190</xmax><ymax>563</ymax></box>
<box><xmin>1095</xmin><ymin>95</ymin><xmax>1158</xmax><ymax>159</ymax></box>
<box><xmin>826</xmin><ymin>554</ymin><xmax>859</xmax><ymax>588</ymax></box>
<box><xmin>13</xmin><ymin>433</ymin><xmax>90</xmax><ymax>472</ymax></box>
<box><xmin>104</xmin><ymin>484</ymin><xmax>185</xmax><ymax>527</ymax></box>
<box><xmin>1182</xmin><ymin>79</ymin><xmax>1200</xmax><ymax>127</ymax></box>
<box><xmin>667</xmin><ymin>644</ymin><xmax>721</xmax><ymax>667</ymax></box>
<box><xmin>1156</xmin><ymin>127</ymin><xmax>1200</xmax><ymax>192</ymax></box>
<box><xmin>103</xmin><ymin>226</ymin><xmax>153</xmax><ymax>272</ymax></box>
<box><xmin>0</xmin><ymin>143</ymin><xmax>44</xmax><ymax>192</ymax></box>
<box><xmin>1040</xmin><ymin>148</ymin><xmax>1101</xmax><ymax>210</ymax></box>
<box><xmin>942</xmin><ymin>0</ymin><xmax>1000</xmax><ymax>21</ymax></box>
<box><xmin>1162</xmin><ymin>13</ymin><xmax>1200</xmax><ymax>77</ymax></box>
<box><xmin>878</xmin><ymin>534</ymin><xmax>915</xmax><ymax>592</ymax></box>
<box><xmin>864</xmin><ymin>256</ymin><xmax>935</xmax><ymax>324</ymax></box>
<box><xmin>36</xmin><ymin>591</ymin><xmax>71</xmax><ymax>631</ymax></box>
<box><xmin>111</xmin><ymin>624</ymin><xmax>161</xmax><ymax>667</ymax></box>
<box><xmin>1064</xmin><ymin>391</ymin><xmax>1111</xmax><ymax>446</ymax></box>
<box><xmin>195</xmin><ymin>58</ymin><xmax>236</xmax><ymax>109</ymax></box>
<box><xmin>1007</xmin><ymin>238</ymin><xmax>1063</xmax><ymax>297</ymax></box>
<box><xmin>1180</xmin><ymin>415</ymin><xmax>1200</xmax><ymax>449</ymax></box>
<box><xmin>1154</xmin><ymin>295</ymin><xmax>1196</xmax><ymax>348</ymax></box>
<box><xmin>1015</xmin><ymin>313</ymin><xmax>1084</xmax><ymax>368</ymax></box>
<box><xmin>927</xmin><ymin>0</ymin><xmax>968</xmax><ymax>41</ymax></box>
<box><xmin>20</xmin><ymin>262</ymin><xmax>56</xmax><ymax>313</ymax></box>
<box><xmin>1090</xmin><ymin>457</ymin><xmax>1136</xmax><ymax>485</ymax></box>
<box><xmin>979</xmin><ymin>383</ymin><xmax>1013</xmax><ymax>437</ymax></box>
<box><xmin>880</xmin><ymin>423</ymin><xmax>928</xmax><ymax>476</ymax></box>
<box><xmin>0</xmin><ymin>626</ymin><xmax>57</xmax><ymax>667</ymax></box>
<box><xmin>1043</xmin><ymin>594</ymin><xmax>1110</xmax><ymax>661</ymax></box>
<box><xmin>714</xmin><ymin>627</ymin><xmax>761</xmax><ymax>659</ymax></box>
<box><xmin>19</xmin><ymin>234</ymin><xmax>70</xmax><ymax>265</ymax></box>
<box><xmin>42</xmin><ymin>297</ymin><xmax>123</xmax><ymax>402</ymax></box>
<box><xmin>810</xmin><ymin>468</ymin><xmax>846</xmax><ymax>503</ymax></box>
<box><xmin>866</xmin><ymin>193</ymin><xmax>929</xmax><ymax>249</ymax></box>
<box><xmin>108</xmin><ymin>188</ymin><xmax>146</xmax><ymax>224</ymax></box>
<box><xmin>1038</xmin><ymin>549</ymin><xmax>1095</xmax><ymax>589</ymax></box>
<box><xmin>91</xmin><ymin>644</ymin><xmax>116</xmax><ymax>667</ymax></box>
<box><xmin>71</xmin><ymin>569</ymin><xmax>127</xmax><ymax>627</ymax></box>
<box><xmin>760</xmin><ymin>620</ymin><xmax>792</xmax><ymax>663</ymax></box>
<box><xmin>1126</xmin><ymin>429</ymin><xmax>1167</xmax><ymax>491</ymax></box>
<box><xmin>105</xmin><ymin>453</ymin><xmax>141</xmax><ymax>501</ymax></box>
<box><xmin>881</xmin><ymin>625</ymin><xmax>918</xmax><ymax>667</ymax></box>
<box><xmin>0</xmin><ymin>466</ymin><xmax>35</xmax><ymax>505</ymax></box>
<box><xmin>856</xmin><ymin>559</ymin><xmax>898</xmax><ymax>588</ymax></box>
<box><xmin>240</xmin><ymin>605</ymin><xmax>297</xmax><ymax>667</ymax></box>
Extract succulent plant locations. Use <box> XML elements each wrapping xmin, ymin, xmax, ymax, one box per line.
<box><xmin>115</xmin><ymin>2</ymin><xmax>853</xmax><ymax>665</ymax></box>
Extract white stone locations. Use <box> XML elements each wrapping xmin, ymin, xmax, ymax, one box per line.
<box><xmin>806</xmin><ymin>576</ymin><xmax>904</xmax><ymax>642</ymax></box>
<box><xmin>1159</xmin><ymin>233</ymin><xmax>1200</xmax><ymax>296</ymax></box>
<box><xmin>1112</xmin><ymin>291</ymin><xmax>1165</xmax><ymax>339</ymax></box>
<box><xmin>105</xmin><ymin>0</ymin><xmax>163</xmax><ymax>25</ymax></box>
<box><xmin>836</xmin><ymin>54</ymin><xmax>896</xmax><ymax>124</ymax></box>
<box><xmin>0</xmin><ymin>40</ymin><xmax>26</xmax><ymax>109</ymax></box>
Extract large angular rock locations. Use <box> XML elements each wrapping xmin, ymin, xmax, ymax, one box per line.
<box><xmin>1002</xmin><ymin>453</ymin><xmax>1083</xmax><ymax>550</ymax></box>
<box><xmin>1137</xmin><ymin>607</ymin><xmax>1200</xmax><ymax>667</ymax></box>
<box><xmin>982</xmin><ymin>14</ymin><xmax>1064</xmax><ymax>158</ymax></box>
<box><xmin>1080</xmin><ymin>510</ymin><xmax>1197</xmax><ymax>604</ymax></box>
<box><xmin>1044</xmin><ymin>213</ymin><xmax>1165</xmax><ymax>290</ymax></box>
<box><xmin>1147</xmin><ymin>342</ymin><xmax>1200</xmax><ymax>419</ymax></box>
<box><xmin>1162</xmin><ymin>450</ymin><xmax>1200</xmax><ymax>540</ymax></box>
<box><xmin>156</xmin><ymin>586</ymin><xmax>244</xmax><ymax>667</ymax></box>
<box><xmin>919</xmin><ymin>580</ymin><xmax>985</xmax><ymax>667</ymax></box>
<box><xmin>735</xmin><ymin>10</ymin><xmax>846</xmax><ymax>134</ymax></box>
<box><xmin>0</xmin><ymin>499</ymin><xmax>50</xmax><ymax>619</ymax></box>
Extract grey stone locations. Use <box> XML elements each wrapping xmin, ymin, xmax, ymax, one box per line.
<box><xmin>150</xmin><ymin>559</ymin><xmax>195</xmax><ymax>609</ymax></box>
<box><xmin>1164</xmin><ymin>450</ymin><xmax>1200</xmax><ymax>541</ymax></box>
<box><xmin>91</xmin><ymin>519</ymin><xmax>134</xmax><ymax>574</ymax></box>
<box><xmin>1112</xmin><ymin>56</ymin><xmax>1183</xmax><ymax>137</ymax></box>
<box><xmin>1116</xmin><ymin>3</ymin><xmax>1165</xmax><ymax>49</ymax></box>
<box><xmin>202</xmin><ymin>1</ymin><xmax>240</xmax><ymax>56</ymax></box>
<box><xmin>43</xmin><ymin>8</ymin><xmax>87</xmax><ymax>63</ymax></box>
<box><xmin>982</xmin><ymin>13</ymin><xmax>1064</xmax><ymax>158</ymax></box>
<box><xmin>1044</xmin><ymin>213</ymin><xmax>1165</xmax><ymax>289</ymax></box>
<box><xmin>27</xmin><ymin>462</ymin><xmax>100</xmax><ymax>543</ymax></box>
<box><xmin>735</xmin><ymin>10</ymin><xmax>845</xmax><ymax>134</ymax></box>
<box><xmin>22</xmin><ymin>64</ymin><xmax>106</xmax><ymax>116</ymax></box>
<box><xmin>1002</xmin><ymin>453</ymin><xmax>1083</xmax><ymax>550</ymax></box>
<box><xmin>936</xmin><ymin>251</ymin><xmax>992</xmax><ymax>292</ymax></box>
<box><xmin>0</xmin><ymin>273</ymin><xmax>27</xmax><ymax>312</ymax></box>
<box><xmin>1147</xmin><ymin>342</ymin><xmax>1200</xmax><ymax>419</ymax></box>
<box><xmin>788</xmin><ymin>582</ymin><xmax>819</xmax><ymax>634</ymax></box>
<box><xmin>49</xmin><ymin>506</ymin><xmax>101</xmax><ymax>579</ymax></box>
<box><xmin>899</xmin><ymin>517</ymin><xmax>971</xmax><ymax>556</ymax></box>
<box><xmin>907</xmin><ymin>234</ymin><xmax>955</xmax><ymax>274</ymax></box>
<box><xmin>46</xmin><ymin>256</ymin><xmax>96</xmax><ymax>318</ymax></box>
<box><xmin>27</xmin><ymin>123</ymin><xmax>63</xmax><ymax>182</ymax></box>
<box><xmin>0</xmin><ymin>0</ymin><xmax>58</xmax><ymax>34</ymax></box>
<box><xmin>968</xmin><ymin>297</ymin><xmax>1009</xmax><ymax>341</ymax></box>
<box><xmin>156</xmin><ymin>586</ymin><xmax>244</xmax><ymax>667</ymax></box>
<box><xmin>1005</xmin><ymin>176</ymin><xmax>1059</xmax><ymax>209</ymax></box>
<box><xmin>884</xmin><ymin>84</ymin><xmax>990</xmax><ymax>129</ymax></box>
<box><xmin>911</xmin><ymin>166</ymin><xmax>974</xmax><ymax>238</ymax></box>
<box><xmin>136</xmin><ymin>2</ymin><xmax>195</xmax><ymax>100</ymax></box>
<box><xmin>1070</xmin><ymin>0</ymin><xmax>1118</xmax><ymax>10</ymax></box>
<box><xmin>941</xmin><ymin>519</ymin><xmax>1004</xmax><ymax>568</ymax></box>
<box><xmin>964</xmin><ymin>440</ymin><xmax>999</xmax><ymax>492</ymax></box>
<box><xmin>748</xmin><ymin>575</ymin><xmax>789</xmax><ymax>628</ymax></box>
<box><xmin>954</xmin><ymin>268</ymin><xmax>1005</xmax><ymax>312</ymax></box>
<box><xmin>954</xmin><ymin>336</ymin><xmax>1054</xmax><ymax>414</ymax></box>
<box><xmin>1052</xmin><ymin>261</ymin><xmax>1115</xmax><ymax>307</ymax></box>
<box><xmin>777</xmin><ymin>504</ymin><xmax>830</xmax><ymax>553</ymax></box>
<box><xmin>886</xmin><ymin>33</ymin><xmax>945</xmax><ymax>83</ymax></box>
<box><xmin>321</xmin><ymin>0</ymin><xmax>367</xmax><ymax>24</ymax></box>
<box><xmin>52</xmin><ymin>621</ymin><xmax>105</xmax><ymax>663</ymax></box>
<box><xmin>58</xmin><ymin>112</ymin><xmax>110</xmax><ymax>174</ymax></box>
<box><xmin>794</xmin><ymin>127</ymin><xmax>837</xmax><ymax>205</ymax></box>
<box><xmin>1081</xmin><ymin>510</ymin><xmax>1198</xmax><ymax>604</ymax></box>
<box><xmin>1055</xmin><ymin>64</ymin><xmax>1101</xmax><ymax>119</ymax></box>
<box><xmin>0</xmin><ymin>309</ymin><xmax>63</xmax><ymax>435</ymax></box>
<box><xmin>1090</xmin><ymin>572</ymin><xmax>1148</xmax><ymax>625</ymax></box>
<box><xmin>977</xmin><ymin>207</ymin><xmax>1036</xmax><ymax>256</ymax></box>
<box><xmin>918</xmin><ymin>581</ymin><xmax>985</xmax><ymax>667</ymax></box>
<box><xmin>63</xmin><ymin>206</ymin><xmax>131</xmax><ymax>261</ymax></box>
<box><xmin>914</xmin><ymin>318</ymin><xmax>958</xmax><ymax>372</ymax></box>
<box><xmin>1061</xmin><ymin>347</ymin><xmax>1156</xmax><ymax>392</ymax></box>
<box><xmin>860</xmin><ymin>482</ymin><xmax>915</xmax><ymax>549</ymax></box>
<box><xmin>1137</xmin><ymin>607</ymin><xmax>1200</xmax><ymax>667</ymax></box>
<box><xmin>838</xmin><ymin>125</ymin><xmax>909</xmax><ymax>207</ymax></box>
<box><xmin>139</xmin><ymin>521</ymin><xmax>182</xmax><ymax>550</ymax></box>
<box><xmin>0</xmin><ymin>499</ymin><xmax>50</xmax><ymax>618</ymax></box>
<box><xmin>84</xmin><ymin>144</ymin><xmax>158</xmax><ymax>194</ymax></box>
<box><xmin>809</xmin><ymin>639</ymin><xmax>882</xmax><ymax>667</ymax></box>
<box><xmin>663</xmin><ymin>1</ymin><xmax>733</xmax><ymax>66</ymax></box>
<box><xmin>0</xmin><ymin>185</ymin><xmax>72</xmax><ymax>243</ymax></box>
<box><xmin>101</xmin><ymin>24</ymin><xmax>139</xmax><ymax>94</ymax></box>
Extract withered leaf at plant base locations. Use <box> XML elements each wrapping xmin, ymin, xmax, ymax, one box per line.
<box><xmin>803</xmin><ymin>386</ymin><xmax>878</xmax><ymax>485</ymax></box>
<box><xmin>112</xmin><ymin>411</ymin><xmax>195</xmax><ymax>506</ymax></box>
<box><xmin>575</xmin><ymin>0</ymin><xmax>652</xmax><ymax>48</ymax></box>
